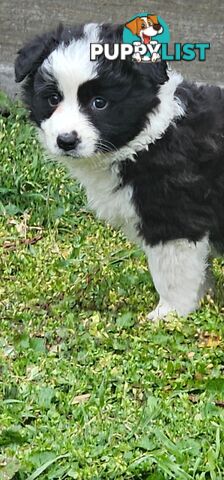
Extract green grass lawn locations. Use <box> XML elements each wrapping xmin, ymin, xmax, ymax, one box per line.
<box><xmin>0</xmin><ymin>91</ymin><xmax>224</xmax><ymax>480</ymax></box>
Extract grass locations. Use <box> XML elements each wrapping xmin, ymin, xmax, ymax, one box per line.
<box><xmin>0</xmin><ymin>90</ymin><xmax>224</xmax><ymax>480</ymax></box>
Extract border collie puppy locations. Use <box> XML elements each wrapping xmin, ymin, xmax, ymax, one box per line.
<box><xmin>15</xmin><ymin>23</ymin><xmax>224</xmax><ymax>320</ymax></box>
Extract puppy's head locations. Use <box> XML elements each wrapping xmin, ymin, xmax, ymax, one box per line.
<box><xmin>15</xmin><ymin>23</ymin><xmax>168</xmax><ymax>159</ymax></box>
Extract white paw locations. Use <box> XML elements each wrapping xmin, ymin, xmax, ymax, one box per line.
<box><xmin>151</xmin><ymin>52</ymin><xmax>161</xmax><ymax>63</ymax></box>
<box><xmin>132</xmin><ymin>52</ymin><xmax>142</xmax><ymax>62</ymax></box>
<box><xmin>147</xmin><ymin>302</ymin><xmax>175</xmax><ymax>322</ymax></box>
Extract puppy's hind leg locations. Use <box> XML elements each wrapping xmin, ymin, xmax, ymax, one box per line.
<box><xmin>144</xmin><ymin>236</ymin><xmax>210</xmax><ymax>321</ymax></box>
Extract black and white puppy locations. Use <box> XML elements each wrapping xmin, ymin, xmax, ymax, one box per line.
<box><xmin>15</xmin><ymin>23</ymin><xmax>224</xmax><ymax>320</ymax></box>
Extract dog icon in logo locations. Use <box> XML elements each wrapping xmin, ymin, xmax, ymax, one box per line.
<box><xmin>125</xmin><ymin>15</ymin><xmax>163</xmax><ymax>62</ymax></box>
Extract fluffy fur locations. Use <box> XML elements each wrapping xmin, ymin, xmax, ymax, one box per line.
<box><xmin>15</xmin><ymin>23</ymin><xmax>224</xmax><ymax>319</ymax></box>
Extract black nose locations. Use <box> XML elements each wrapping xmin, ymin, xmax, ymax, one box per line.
<box><xmin>153</xmin><ymin>23</ymin><xmax>162</xmax><ymax>31</ymax></box>
<box><xmin>57</xmin><ymin>131</ymin><xmax>79</xmax><ymax>151</ymax></box>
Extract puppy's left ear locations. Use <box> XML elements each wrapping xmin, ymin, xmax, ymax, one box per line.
<box><xmin>133</xmin><ymin>60</ymin><xmax>169</xmax><ymax>85</ymax></box>
<box><xmin>15</xmin><ymin>25</ymin><xmax>63</xmax><ymax>83</ymax></box>
<box><xmin>125</xmin><ymin>18</ymin><xmax>139</xmax><ymax>35</ymax></box>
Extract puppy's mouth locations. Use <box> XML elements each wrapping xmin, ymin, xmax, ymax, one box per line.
<box><xmin>64</xmin><ymin>150</ymin><xmax>79</xmax><ymax>157</ymax></box>
<box><xmin>61</xmin><ymin>149</ymin><xmax>85</xmax><ymax>159</ymax></box>
<box><xmin>142</xmin><ymin>33</ymin><xmax>151</xmax><ymax>44</ymax></box>
<box><xmin>63</xmin><ymin>149</ymin><xmax>98</xmax><ymax>159</ymax></box>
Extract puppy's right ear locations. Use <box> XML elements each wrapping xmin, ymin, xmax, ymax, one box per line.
<box><xmin>15</xmin><ymin>26</ymin><xmax>63</xmax><ymax>83</ymax></box>
<box><xmin>15</xmin><ymin>36</ymin><xmax>47</xmax><ymax>83</ymax></box>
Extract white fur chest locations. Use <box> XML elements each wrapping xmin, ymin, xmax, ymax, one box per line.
<box><xmin>65</xmin><ymin>158</ymin><xmax>140</xmax><ymax>243</ymax></box>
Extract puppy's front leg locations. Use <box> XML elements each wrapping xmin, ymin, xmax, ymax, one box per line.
<box><xmin>145</xmin><ymin>236</ymin><xmax>210</xmax><ymax>321</ymax></box>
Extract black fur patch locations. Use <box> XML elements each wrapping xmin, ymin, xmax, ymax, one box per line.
<box><xmin>77</xmin><ymin>68</ymin><xmax>161</xmax><ymax>148</ymax></box>
<box><xmin>119</xmin><ymin>82</ymin><xmax>224</xmax><ymax>250</ymax></box>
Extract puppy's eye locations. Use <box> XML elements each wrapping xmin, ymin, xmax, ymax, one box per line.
<box><xmin>48</xmin><ymin>94</ymin><xmax>61</xmax><ymax>107</ymax></box>
<box><xmin>91</xmin><ymin>97</ymin><xmax>108</xmax><ymax>110</ymax></box>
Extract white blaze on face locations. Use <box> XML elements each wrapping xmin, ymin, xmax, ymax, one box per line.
<box><xmin>40</xmin><ymin>23</ymin><xmax>100</xmax><ymax>157</ymax></box>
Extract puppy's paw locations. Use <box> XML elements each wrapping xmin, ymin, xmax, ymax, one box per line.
<box><xmin>151</xmin><ymin>52</ymin><xmax>161</xmax><ymax>63</ymax></box>
<box><xmin>147</xmin><ymin>302</ymin><xmax>175</xmax><ymax>322</ymax></box>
